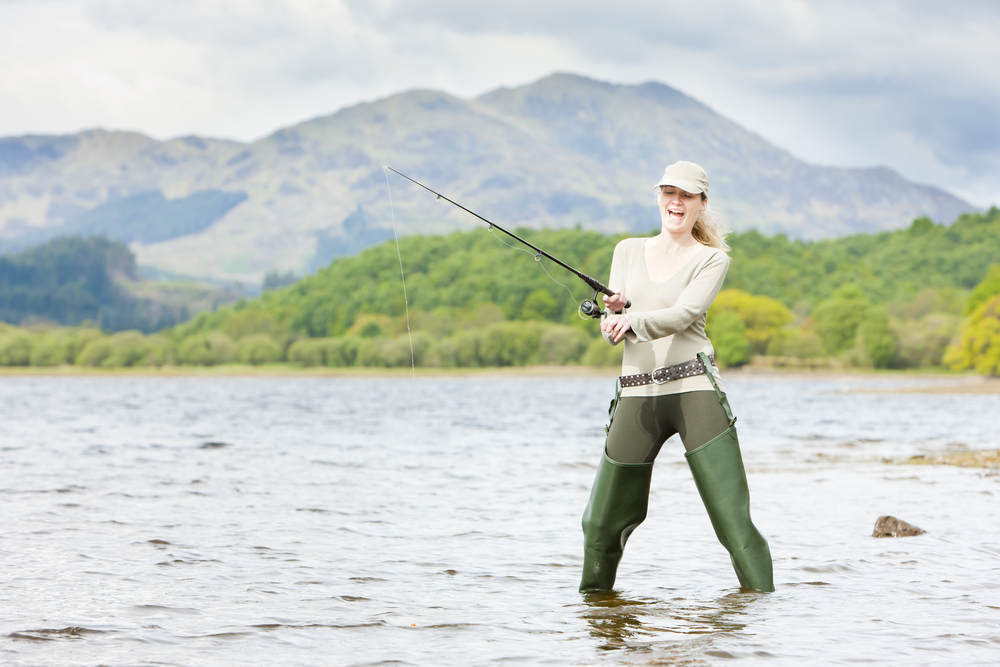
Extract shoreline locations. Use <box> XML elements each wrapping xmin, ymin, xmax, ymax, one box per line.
<box><xmin>0</xmin><ymin>364</ymin><xmax>623</xmax><ymax>379</ymax></box>
<box><xmin>0</xmin><ymin>363</ymin><xmax>996</xmax><ymax>391</ymax></box>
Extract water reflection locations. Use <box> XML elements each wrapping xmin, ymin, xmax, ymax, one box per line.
<box><xmin>580</xmin><ymin>589</ymin><xmax>765</xmax><ymax>658</ymax></box>
<box><xmin>580</xmin><ymin>591</ymin><xmax>652</xmax><ymax>650</ymax></box>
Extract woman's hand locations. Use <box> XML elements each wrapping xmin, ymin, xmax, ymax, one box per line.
<box><xmin>601</xmin><ymin>313</ymin><xmax>632</xmax><ymax>342</ymax></box>
<box><xmin>603</xmin><ymin>291</ymin><xmax>628</xmax><ymax>314</ymax></box>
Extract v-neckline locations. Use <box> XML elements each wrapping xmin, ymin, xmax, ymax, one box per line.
<box><xmin>642</xmin><ymin>241</ymin><xmax>708</xmax><ymax>285</ymax></box>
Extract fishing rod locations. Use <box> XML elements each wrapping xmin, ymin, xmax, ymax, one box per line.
<box><xmin>385</xmin><ymin>167</ymin><xmax>630</xmax><ymax>319</ymax></box>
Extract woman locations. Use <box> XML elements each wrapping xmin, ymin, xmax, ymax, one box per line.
<box><xmin>580</xmin><ymin>160</ymin><xmax>774</xmax><ymax>593</ymax></box>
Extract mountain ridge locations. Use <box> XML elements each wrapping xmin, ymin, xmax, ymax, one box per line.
<box><xmin>0</xmin><ymin>73</ymin><xmax>975</xmax><ymax>283</ymax></box>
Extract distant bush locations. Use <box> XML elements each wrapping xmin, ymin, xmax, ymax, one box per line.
<box><xmin>537</xmin><ymin>325</ymin><xmax>591</xmax><ymax>365</ymax></box>
<box><xmin>177</xmin><ymin>332</ymin><xmax>237</xmax><ymax>365</ymax></box>
<box><xmin>288</xmin><ymin>338</ymin><xmax>327</xmax><ymax>367</ymax></box>
<box><xmin>382</xmin><ymin>335</ymin><xmax>414</xmax><ymax>368</ymax></box>
<box><xmin>355</xmin><ymin>338</ymin><xmax>387</xmax><ymax>367</ymax></box>
<box><xmin>67</xmin><ymin>328</ymin><xmax>103</xmax><ymax>361</ymax></box>
<box><xmin>710</xmin><ymin>290</ymin><xmax>793</xmax><ymax>354</ymax></box>
<box><xmin>223</xmin><ymin>311</ymin><xmax>277</xmax><ymax>341</ymax></box>
<box><xmin>963</xmin><ymin>264</ymin><xmax>1000</xmax><ymax>316</ymax></box>
<box><xmin>583</xmin><ymin>336</ymin><xmax>624</xmax><ymax>367</ymax></box>
<box><xmin>236</xmin><ymin>334</ymin><xmax>283</xmax><ymax>365</ymax></box>
<box><xmin>478</xmin><ymin>322</ymin><xmax>545</xmax><ymax>366</ymax></box>
<box><xmin>946</xmin><ymin>295</ymin><xmax>1000</xmax><ymax>376</ymax></box>
<box><xmin>0</xmin><ymin>330</ymin><xmax>32</xmax><ymax>366</ymax></box>
<box><xmin>327</xmin><ymin>337</ymin><xmax>359</xmax><ymax>367</ymax></box>
<box><xmin>857</xmin><ymin>308</ymin><xmax>896</xmax><ymax>369</ymax></box>
<box><xmin>891</xmin><ymin>313</ymin><xmax>960</xmax><ymax>368</ymax></box>
<box><xmin>147</xmin><ymin>335</ymin><xmax>175</xmax><ymax>365</ymax></box>
<box><xmin>520</xmin><ymin>288</ymin><xmax>560</xmax><ymax>321</ymax></box>
<box><xmin>706</xmin><ymin>311</ymin><xmax>751</xmax><ymax>368</ymax></box>
<box><xmin>450</xmin><ymin>330</ymin><xmax>481</xmax><ymax>367</ymax></box>
<box><xmin>76</xmin><ymin>336</ymin><xmax>114</xmax><ymax>367</ymax></box>
<box><xmin>410</xmin><ymin>331</ymin><xmax>442</xmax><ymax>367</ymax></box>
<box><xmin>30</xmin><ymin>333</ymin><xmax>70</xmax><ymax>366</ymax></box>
<box><xmin>100</xmin><ymin>331</ymin><xmax>171</xmax><ymax>367</ymax></box>
<box><xmin>813</xmin><ymin>285</ymin><xmax>871</xmax><ymax>355</ymax></box>
<box><xmin>766</xmin><ymin>329</ymin><xmax>824</xmax><ymax>359</ymax></box>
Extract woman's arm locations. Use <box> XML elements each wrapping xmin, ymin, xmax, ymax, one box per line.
<box><xmin>620</xmin><ymin>251</ymin><xmax>730</xmax><ymax>343</ymax></box>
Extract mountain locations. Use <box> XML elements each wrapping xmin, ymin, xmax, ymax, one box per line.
<box><xmin>0</xmin><ymin>73</ymin><xmax>975</xmax><ymax>283</ymax></box>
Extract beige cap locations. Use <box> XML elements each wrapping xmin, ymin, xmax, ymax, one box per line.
<box><xmin>652</xmin><ymin>161</ymin><xmax>709</xmax><ymax>195</ymax></box>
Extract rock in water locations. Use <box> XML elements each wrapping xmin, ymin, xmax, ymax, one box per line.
<box><xmin>872</xmin><ymin>516</ymin><xmax>925</xmax><ymax>537</ymax></box>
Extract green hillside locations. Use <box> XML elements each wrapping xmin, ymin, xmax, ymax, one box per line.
<box><xmin>0</xmin><ymin>236</ymin><xmax>241</xmax><ymax>332</ymax></box>
<box><xmin>725</xmin><ymin>210</ymin><xmax>1000</xmax><ymax>305</ymax></box>
<box><xmin>0</xmin><ymin>236</ymin><xmax>135</xmax><ymax>326</ymax></box>
<box><xmin>178</xmin><ymin>206</ymin><xmax>1000</xmax><ymax>338</ymax></box>
<box><xmin>3</xmin><ymin>208</ymin><xmax>998</xmax><ymax>373</ymax></box>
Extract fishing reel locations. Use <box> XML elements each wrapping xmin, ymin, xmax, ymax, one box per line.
<box><xmin>580</xmin><ymin>291</ymin><xmax>605</xmax><ymax>319</ymax></box>
<box><xmin>580</xmin><ymin>291</ymin><xmax>632</xmax><ymax>319</ymax></box>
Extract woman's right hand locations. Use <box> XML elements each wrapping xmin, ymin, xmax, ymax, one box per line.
<box><xmin>601</xmin><ymin>313</ymin><xmax>632</xmax><ymax>342</ymax></box>
<box><xmin>603</xmin><ymin>291</ymin><xmax>628</xmax><ymax>314</ymax></box>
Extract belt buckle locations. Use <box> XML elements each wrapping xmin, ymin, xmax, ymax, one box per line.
<box><xmin>651</xmin><ymin>366</ymin><xmax>669</xmax><ymax>384</ymax></box>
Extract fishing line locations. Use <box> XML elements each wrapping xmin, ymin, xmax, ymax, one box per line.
<box><xmin>382</xmin><ymin>166</ymin><xmax>416</xmax><ymax>378</ymax></box>
<box><xmin>484</xmin><ymin>226</ymin><xmax>586</xmax><ymax>320</ymax></box>
<box><xmin>384</xmin><ymin>167</ymin><xmax>628</xmax><ymax>322</ymax></box>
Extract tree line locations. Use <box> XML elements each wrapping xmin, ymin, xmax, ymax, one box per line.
<box><xmin>0</xmin><ymin>236</ymin><xmax>219</xmax><ymax>332</ymax></box>
<box><xmin>1</xmin><ymin>206</ymin><xmax>998</xmax><ymax>373</ymax></box>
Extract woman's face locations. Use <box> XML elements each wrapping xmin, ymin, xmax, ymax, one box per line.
<box><xmin>657</xmin><ymin>186</ymin><xmax>706</xmax><ymax>234</ymax></box>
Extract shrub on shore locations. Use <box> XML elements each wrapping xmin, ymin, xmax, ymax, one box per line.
<box><xmin>288</xmin><ymin>338</ymin><xmax>326</xmax><ymax>367</ymax></box>
<box><xmin>177</xmin><ymin>332</ymin><xmax>237</xmax><ymax>365</ymax></box>
<box><xmin>946</xmin><ymin>295</ymin><xmax>1000</xmax><ymax>376</ymax></box>
<box><xmin>77</xmin><ymin>336</ymin><xmax>114</xmax><ymax>367</ymax></box>
<box><xmin>0</xmin><ymin>266</ymin><xmax>986</xmax><ymax>373</ymax></box>
<box><xmin>0</xmin><ymin>329</ymin><xmax>32</xmax><ymax>366</ymax></box>
<box><xmin>236</xmin><ymin>334</ymin><xmax>283</xmax><ymax>365</ymax></box>
<box><xmin>30</xmin><ymin>332</ymin><xmax>71</xmax><ymax>366</ymax></box>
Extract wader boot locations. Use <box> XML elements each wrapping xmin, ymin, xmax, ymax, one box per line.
<box><xmin>579</xmin><ymin>451</ymin><xmax>653</xmax><ymax>593</ymax></box>
<box><xmin>685</xmin><ymin>428</ymin><xmax>774</xmax><ymax>592</ymax></box>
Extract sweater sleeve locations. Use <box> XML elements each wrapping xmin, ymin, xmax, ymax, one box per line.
<box><xmin>600</xmin><ymin>241</ymin><xmax>628</xmax><ymax>347</ymax></box>
<box><xmin>623</xmin><ymin>251</ymin><xmax>730</xmax><ymax>343</ymax></box>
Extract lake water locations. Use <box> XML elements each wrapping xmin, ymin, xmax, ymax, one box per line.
<box><xmin>1</xmin><ymin>373</ymin><xmax>998</xmax><ymax>666</ymax></box>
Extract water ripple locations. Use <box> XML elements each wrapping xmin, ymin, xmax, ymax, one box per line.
<box><xmin>0</xmin><ymin>375</ymin><xmax>998</xmax><ymax>665</ymax></box>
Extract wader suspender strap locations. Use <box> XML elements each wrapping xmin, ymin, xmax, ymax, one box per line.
<box><xmin>697</xmin><ymin>352</ymin><xmax>736</xmax><ymax>427</ymax></box>
<box><xmin>605</xmin><ymin>378</ymin><xmax>622</xmax><ymax>435</ymax></box>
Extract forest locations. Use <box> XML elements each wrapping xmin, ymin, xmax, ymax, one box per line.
<box><xmin>0</xmin><ymin>235</ymin><xmax>239</xmax><ymax>333</ymax></box>
<box><xmin>1</xmin><ymin>207</ymin><xmax>999</xmax><ymax>374</ymax></box>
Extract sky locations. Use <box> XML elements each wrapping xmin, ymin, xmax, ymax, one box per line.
<box><xmin>2</xmin><ymin>0</ymin><xmax>999</xmax><ymax>208</ymax></box>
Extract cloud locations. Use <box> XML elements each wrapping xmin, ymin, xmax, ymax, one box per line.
<box><xmin>0</xmin><ymin>0</ymin><xmax>997</xmax><ymax>206</ymax></box>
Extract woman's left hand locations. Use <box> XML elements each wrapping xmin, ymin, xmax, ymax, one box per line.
<box><xmin>601</xmin><ymin>314</ymin><xmax>632</xmax><ymax>342</ymax></box>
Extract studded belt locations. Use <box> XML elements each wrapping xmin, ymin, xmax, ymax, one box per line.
<box><xmin>619</xmin><ymin>356</ymin><xmax>716</xmax><ymax>388</ymax></box>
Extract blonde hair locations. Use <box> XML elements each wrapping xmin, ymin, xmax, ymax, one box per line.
<box><xmin>693</xmin><ymin>199</ymin><xmax>731</xmax><ymax>252</ymax></box>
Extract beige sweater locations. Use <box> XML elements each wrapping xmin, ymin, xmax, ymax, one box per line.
<box><xmin>602</xmin><ymin>237</ymin><xmax>730</xmax><ymax>397</ymax></box>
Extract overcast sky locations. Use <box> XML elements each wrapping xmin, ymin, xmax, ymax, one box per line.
<box><xmin>2</xmin><ymin>0</ymin><xmax>998</xmax><ymax>207</ymax></box>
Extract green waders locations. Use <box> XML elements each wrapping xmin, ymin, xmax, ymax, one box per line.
<box><xmin>579</xmin><ymin>451</ymin><xmax>653</xmax><ymax>593</ymax></box>
<box><xmin>687</xmin><ymin>352</ymin><xmax>773</xmax><ymax>592</ymax></box>
<box><xmin>579</xmin><ymin>352</ymin><xmax>774</xmax><ymax>593</ymax></box>
<box><xmin>685</xmin><ymin>426</ymin><xmax>774</xmax><ymax>592</ymax></box>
